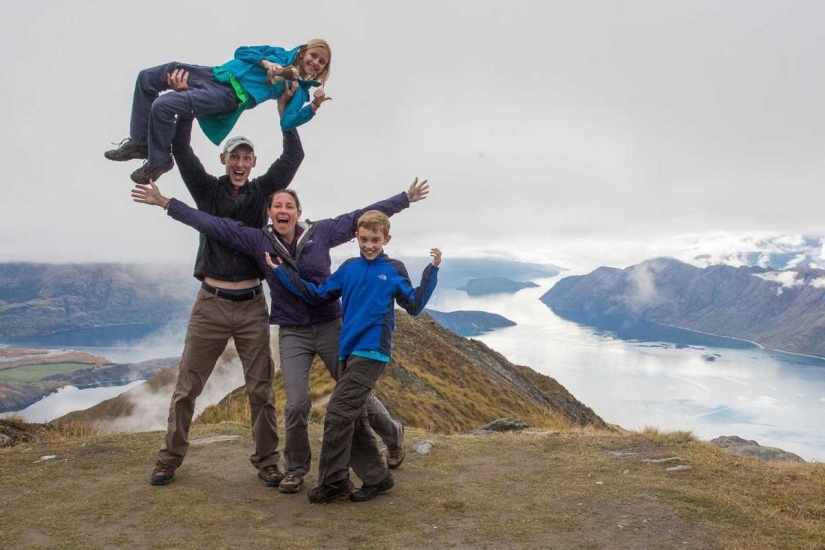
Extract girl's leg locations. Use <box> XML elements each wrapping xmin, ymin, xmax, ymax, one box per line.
<box><xmin>140</xmin><ymin>64</ymin><xmax>237</xmax><ymax>167</ymax></box>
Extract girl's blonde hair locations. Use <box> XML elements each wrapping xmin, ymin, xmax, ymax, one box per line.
<box><xmin>295</xmin><ymin>38</ymin><xmax>332</xmax><ymax>84</ymax></box>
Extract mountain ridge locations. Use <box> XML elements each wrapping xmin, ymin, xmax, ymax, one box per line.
<box><xmin>541</xmin><ymin>257</ymin><xmax>825</xmax><ymax>357</ymax></box>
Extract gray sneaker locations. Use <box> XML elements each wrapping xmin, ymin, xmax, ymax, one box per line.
<box><xmin>387</xmin><ymin>424</ymin><xmax>406</xmax><ymax>469</ymax></box>
<box><xmin>278</xmin><ymin>473</ymin><xmax>304</xmax><ymax>493</ymax></box>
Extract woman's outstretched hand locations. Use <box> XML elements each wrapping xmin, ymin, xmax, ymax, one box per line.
<box><xmin>407</xmin><ymin>177</ymin><xmax>430</xmax><ymax>203</ymax></box>
<box><xmin>131</xmin><ymin>180</ymin><xmax>170</xmax><ymax>209</ymax></box>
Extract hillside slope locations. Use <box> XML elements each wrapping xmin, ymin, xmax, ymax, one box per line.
<box><xmin>57</xmin><ymin>313</ymin><xmax>607</xmax><ymax>434</ymax></box>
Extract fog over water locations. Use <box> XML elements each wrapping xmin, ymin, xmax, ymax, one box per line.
<box><xmin>427</xmin><ymin>277</ymin><xmax>825</xmax><ymax>462</ymax></box>
<box><xmin>13</xmin><ymin>381</ymin><xmax>146</xmax><ymax>423</ymax></box>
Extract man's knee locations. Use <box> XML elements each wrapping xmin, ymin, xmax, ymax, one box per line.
<box><xmin>246</xmin><ymin>381</ymin><xmax>274</xmax><ymax>407</ymax></box>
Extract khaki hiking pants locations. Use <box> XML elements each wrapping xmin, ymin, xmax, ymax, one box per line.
<box><xmin>158</xmin><ymin>287</ymin><xmax>279</xmax><ymax>469</ymax></box>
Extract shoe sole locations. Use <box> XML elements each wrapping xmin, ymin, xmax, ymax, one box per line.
<box><xmin>258</xmin><ymin>476</ymin><xmax>284</xmax><ymax>487</ymax></box>
<box><xmin>278</xmin><ymin>482</ymin><xmax>303</xmax><ymax>494</ymax></box>
<box><xmin>387</xmin><ymin>450</ymin><xmax>405</xmax><ymax>469</ymax></box>
<box><xmin>104</xmin><ymin>152</ymin><xmax>147</xmax><ymax>162</ymax></box>
<box><xmin>350</xmin><ymin>479</ymin><xmax>394</xmax><ymax>502</ymax></box>
<box><xmin>149</xmin><ymin>477</ymin><xmax>174</xmax><ymax>486</ymax></box>
<box><xmin>308</xmin><ymin>486</ymin><xmax>353</xmax><ymax>504</ymax></box>
<box><xmin>130</xmin><ymin>161</ymin><xmax>175</xmax><ymax>185</ymax></box>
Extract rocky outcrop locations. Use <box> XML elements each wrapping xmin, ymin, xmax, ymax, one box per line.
<box><xmin>710</xmin><ymin>435</ymin><xmax>805</xmax><ymax>463</ymax></box>
<box><xmin>541</xmin><ymin>258</ymin><xmax>825</xmax><ymax>357</ymax></box>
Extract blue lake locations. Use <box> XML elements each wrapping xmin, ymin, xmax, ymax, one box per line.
<box><xmin>427</xmin><ymin>277</ymin><xmax>825</xmax><ymax>462</ymax></box>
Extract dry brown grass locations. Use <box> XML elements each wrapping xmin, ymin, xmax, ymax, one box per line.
<box><xmin>1</xmin><ymin>423</ymin><xmax>822</xmax><ymax>549</ymax></box>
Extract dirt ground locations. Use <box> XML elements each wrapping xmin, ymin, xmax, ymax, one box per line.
<box><xmin>0</xmin><ymin>423</ymin><xmax>821</xmax><ymax>550</ymax></box>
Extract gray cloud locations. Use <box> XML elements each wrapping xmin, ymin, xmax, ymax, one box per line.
<box><xmin>2</xmin><ymin>1</ymin><xmax>824</xmax><ymax>268</ymax></box>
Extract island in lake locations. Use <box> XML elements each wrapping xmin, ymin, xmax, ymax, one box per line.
<box><xmin>425</xmin><ymin>309</ymin><xmax>516</xmax><ymax>337</ymax></box>
<box><xmin>458</xmin><ymin>277</ymin><xmax>539</xmax><ymax>296</ymax></box>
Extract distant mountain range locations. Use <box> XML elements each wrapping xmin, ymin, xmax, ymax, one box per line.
<box><xmin>424</xmin><ymin>309</ymin><xmax>516</xmax><ymax>337</ymax></box>
<box><xmin>541</xmin><ymin>257</ymin><xmax>825</xmax><ymax>357</ymax></box>
<box><xmin>457</xmin><ymin>277</ymin><xmax>539</xmax><ymax>296</ymax></box>
<box><xmin>0</xmin><ymin>260</ymin><xmax>558</xmax><ymax>339</ymax></box>
<box><xmin>0</xmin><ymin>263</ymin><xmax>197</xmax><ymax>338</ymax></box>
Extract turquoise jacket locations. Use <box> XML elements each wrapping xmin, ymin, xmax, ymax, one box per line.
<box><xmin>197</xmin><ymin>45</ymin><xmax>320</xmax><ymax>145</ymax></box>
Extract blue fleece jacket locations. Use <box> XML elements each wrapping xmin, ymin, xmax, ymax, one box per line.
<box><xmin>274</xmin><ymin>253</ymin><xmax>439</xmax><ymax>361</ymax></box>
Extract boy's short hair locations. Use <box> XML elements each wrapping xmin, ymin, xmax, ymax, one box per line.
<box><xmin>357</xmin><ymin>210</ymin><xmax>391</xmax><ymax>237</ymax></box>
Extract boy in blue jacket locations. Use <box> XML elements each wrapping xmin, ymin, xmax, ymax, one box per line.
<box><xmin>267</xmin><ymin>211</ymin><xmax>441</xmax><ymax>503</ymax></box>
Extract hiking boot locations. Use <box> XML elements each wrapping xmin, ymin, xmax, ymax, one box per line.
<box><xmin>350</xmin><ymin>474</ymin><xmax>394</xmax><ymax>502</ymax></box>
<box><xmin>278</xmin><ymin>473</ymin><xmax>304</xmax><ymax>494</ymax></box>
<box><xmin>130</xmin><ymin>156</ymin><xmax>175</xmax><ymax>185</ymax></box>
<box><xmin>257</xmin><ymin>464</ymin><xmax>285</xmax><ymax>487</ymax></box>
<box><xmin>149</xmin><ymin>460</ymin><xmax>176</xmax><ymax>486</ymax></box>
<box><xmin>104</xmin><ymin>138</ymin><xmax>148</xmax><ymax>162</ymax></box>
<box><xmin>387</xmin><ymin>423</ymin><xmax>406</xmax><ymax>469</ymax></box>
<box><xmin>307</xmin><ymin>478</ymin><xmax>354</xmax><ymax>504</ymax></box>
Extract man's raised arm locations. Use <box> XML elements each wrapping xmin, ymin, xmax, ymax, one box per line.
<box><xmin>254</xmin><ymin>81</ymin><xmax>305</xmax><ymax>196</ymax></box>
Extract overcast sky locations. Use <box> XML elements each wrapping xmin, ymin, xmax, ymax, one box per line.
<box><xmin>2</xmin><ymin>1</ymin><xmax>824</xmax><ymax>271</ymax></box>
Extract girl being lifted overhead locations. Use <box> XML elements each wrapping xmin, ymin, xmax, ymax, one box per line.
<box><xmin>105</xmin><ymin>40</ymin><xmax>331</xmax><ymax>185</ymax></box>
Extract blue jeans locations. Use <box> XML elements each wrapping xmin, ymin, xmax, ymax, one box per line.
<box><xmin>129</xmin><ymin>63</ymin><xmax>238</xmax><ymax>167</ymax></box>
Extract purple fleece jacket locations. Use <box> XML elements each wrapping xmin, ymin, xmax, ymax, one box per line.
<box><xmin>166</xmin><ymin>192</ymin><xmax>410</xmax><ymax>326</ymax></box>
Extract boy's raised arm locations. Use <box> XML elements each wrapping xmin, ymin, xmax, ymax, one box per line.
<box><xmin>393</xmin><ymin>248</ymin><xmax>441</xmax><ymax>316</ymax></box>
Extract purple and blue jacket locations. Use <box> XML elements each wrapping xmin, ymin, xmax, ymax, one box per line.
<box><xmin>166</xmin><ymin>192</ymin><xmax>411</xmax><ymax>326</ymax></box>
